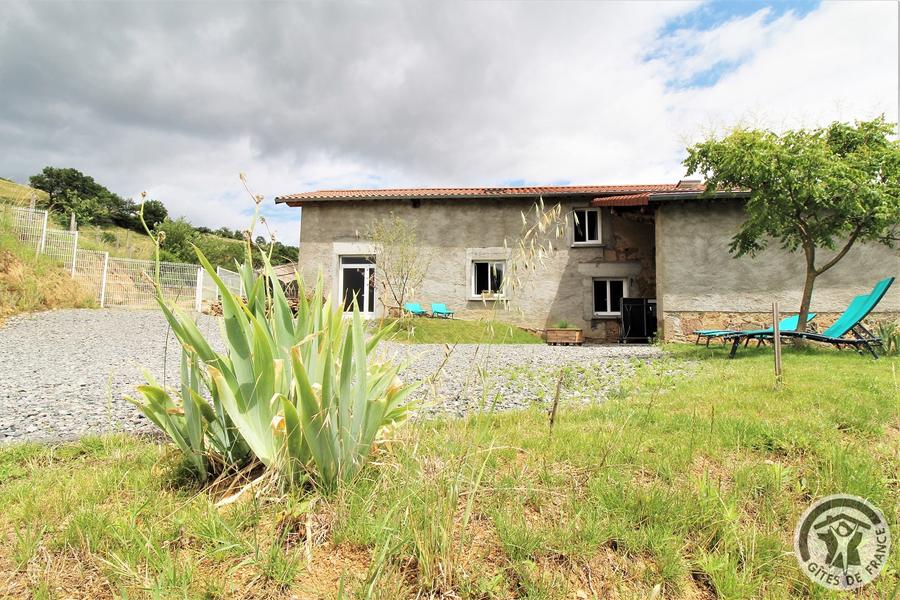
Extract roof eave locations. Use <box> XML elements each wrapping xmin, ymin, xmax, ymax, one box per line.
<box><xmin>276</xmin><ymin>189</ymin><xmax>651</xmax><ymax>205</ymax></box>
<box><xmin>647</xmin><ymin>190</ymin><xmax>750</xmax><ymax>202</ymax></box>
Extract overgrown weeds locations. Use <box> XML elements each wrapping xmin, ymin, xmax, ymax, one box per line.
<box><xmin>0</xmin><ymin>224</ymin><xmax>95</xmax><ymax>320</ymax></box>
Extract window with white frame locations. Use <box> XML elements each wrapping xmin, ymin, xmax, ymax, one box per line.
<box><xmin>572</xmin><ymin>208</ymin><xmax>601</xmax><ymax>244</ymax></box>
<box><xmin>593</xmin><ymin>278</ymin><xmax>626</xmax><ymax>316</ymax></box>
<box><xmin>472</xmin><ymin>260</ymin><xmax>505</xmax><ymax>297</ymax></box>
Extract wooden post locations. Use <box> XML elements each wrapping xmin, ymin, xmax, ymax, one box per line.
<box><xmin>773</xmin><ymin>301</ymin><xmax>782</xmax><ymax>383</ymax></box>
<box><xmin>69</xmin><ymin>212</ymin><xmax>76</xmax><ymax>232</ymax></box>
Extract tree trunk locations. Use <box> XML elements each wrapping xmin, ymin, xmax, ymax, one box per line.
<box><xmin>797</xmin><ymin>267</ymin><xmax>817</xmax><ymax>333</ymax></box>
<box><xmin>796</xmin><ymin>241</ymin><xmax>817</xmax><ymax>332</ymax></box>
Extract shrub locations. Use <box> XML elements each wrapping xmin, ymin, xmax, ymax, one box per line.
<box><xmin>876</xmin><ymin>321</ymin><xmax>900</xmax><ymax>356</ymax></box>
<box><xmin>128</xmin><ymin>248</ymin><xmax>416</xmax><ymax>492</ymax></box>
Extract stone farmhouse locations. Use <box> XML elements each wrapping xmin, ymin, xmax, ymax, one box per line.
<box><xmin>275</xmin><ymin>181</ymin><xmax>899</xmax><ymax>342</ymax></box>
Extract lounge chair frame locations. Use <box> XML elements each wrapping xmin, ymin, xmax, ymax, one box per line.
<box><xmin>725</xmin><ymin>277</ymin><xmax>894</xmax><ymax>359</ymax></box>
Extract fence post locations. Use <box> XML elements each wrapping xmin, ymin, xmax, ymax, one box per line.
<box><xmin>99</xmin><ymin>252</ymin><xmax>109</xmax><ymax>308</ymax></box>
<box><xmin>70</xmin><ymin>231</ymin><xmax>79</xmax><ymax>276</ymax></box>
<box><xmin>773</xmin><ymin>301</ymin><xmax>782</xmax><ymax>384</ymax></box>
<box><xmin>194</xmin><ymin>268</ymin><xmax>204</xmax><ymax>312</ymax></box>
<box><xmin>37</xmin><ymin>210</ymin><xmax>48</xmax><ymax>256</ymax></box>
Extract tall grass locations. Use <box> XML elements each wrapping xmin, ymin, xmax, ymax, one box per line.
<box><xmin>0</xmin><ymin>220</ymin><xmax>95</xmax><ymax>319</ymax></box>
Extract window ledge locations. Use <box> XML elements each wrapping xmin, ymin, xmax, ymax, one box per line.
<box><xmin>571</xmin><ymin>241</ymin><xmax>604</xmax><ymax>248</ymax></box>
<box><xmin>469</xmin><ymin>295</ymin><xmax>506</xmax><ymax>302</ymax></box>
<box><xmin>592</xmin><ymin>313</ymin><xmax>621</xmax><ymax>319</ymax></box>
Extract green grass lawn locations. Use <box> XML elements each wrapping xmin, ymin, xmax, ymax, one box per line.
<box><xmin>1</xmin><ymin>346</ymin><xmax>897</xmax><ymax>598</ymax></box>
<box><xmin>381</xmin><ymin>316</ymin><xmax>544</xmax><ymax>344</ymax></box>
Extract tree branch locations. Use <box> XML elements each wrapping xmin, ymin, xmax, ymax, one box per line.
<box><xmin>815</xmin><ymin>223</ymin><xmax>863</xmax><ymax>275</ymax></box>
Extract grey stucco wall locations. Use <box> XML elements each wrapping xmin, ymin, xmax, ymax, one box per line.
<box><xmin>295</xmin><ymin>198</ymin><xmax>656</xmax><ymax>341</ymax></box>
<box><xmin>656</xmin><ymin>199</ymin><xmax>899</xmax><ymax>339</ymax></box>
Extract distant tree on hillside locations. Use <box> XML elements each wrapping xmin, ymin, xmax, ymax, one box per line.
<box><xmin>29</xmin><ymin>166</ymin><xmax>139</xmax><ymax>229</ymax></box>
<box><xmin>30</xmin><ymin>167</ymin><xmax>103</xmax><ymax>206</ymax></box>
<box><xmin>684</xmin><ymin>116</ymin><xmax>900</xmax><ymax>332</ymax></box>
<box><xmin>154</xmin><ymin>218</ymin><xmax>198</xmax><ymax>262</ymax></box>
<box><xmin>140</xmin><ymin>199</ymin><xmax>169</xmax><ymax>228</ymax></box>
<box><xmin>62</xmin><ymin>190</ymin><xmax>109</xmax><ymax>226</ymax></box>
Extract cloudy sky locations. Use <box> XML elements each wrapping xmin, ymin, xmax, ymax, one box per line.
<box><xmin>1</xmin><ymin>0</ymin><xmax>897</xmax><ymax>243</ymax></box>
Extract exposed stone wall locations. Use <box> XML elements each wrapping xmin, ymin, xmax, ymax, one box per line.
<box><xmin>296</xmin><ymin>198</ymin><xmax>657</xmax><ymax>342</ymax></box>
<box><xmin>664</xmin><ymin>311</ymin><xmax>900</xmax><ymax>343</ymax></box>
<box><xmin>655</xmin><ymin>199</ymin><xmax>900</xmax><ymax>341</ymax></box>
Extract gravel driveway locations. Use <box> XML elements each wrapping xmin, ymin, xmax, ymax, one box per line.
<box><xmin>0</xmin><ymin>309</ymin><xmax>661</xmax><ymax>443</ymax></box>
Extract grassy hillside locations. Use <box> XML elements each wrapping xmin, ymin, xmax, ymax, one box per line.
<box><xmin>0</xmin><ymin>226</ymin><xmax>95</xmax><ymax>321</ymax></box>
<box><xmin>1</xmin><ymin>180</ymin><xmax>246</xmax><ymax>262</ymax></box>
<box><xmin>68</xmin><ymin>222</ymin><xmax>247</xmax><ymax>262</ymax></box>
<box><xmin>72</xmin><ymin>223</ymin><xmax>157</xmax><ymax>259</ymax></box>
<box><xmin>0</xmin><ymin>179</ymin><xmax>48</xmax><ymax>205</ymax></box>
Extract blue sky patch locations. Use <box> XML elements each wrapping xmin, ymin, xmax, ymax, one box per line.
<box><xmin>660</xmin><ymin>0</ymin><xmax>819</xmax><ymax>35</ymax></box>
<box><xmin>651</xmin><ymin>0</ymin><xmax>821</xmax><ymax>89</ymax></box>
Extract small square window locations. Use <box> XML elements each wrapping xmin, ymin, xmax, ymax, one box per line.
<box><xmin>573</xmin><ymin>208</ymin><xmax>601</xmax><ymax>244</ymax></box>
<box><xmin>472</xmin><ymin>260</ymin><xmax>505</xmax><ymax>297</ymax></box>
<box><xmin>593</xmin><ymin>278</ymin><xmax>627</xmax><ymax>315</ymax></box>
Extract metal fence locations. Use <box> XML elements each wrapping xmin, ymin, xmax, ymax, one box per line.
<box><xmin>0</xmin><ymin>204</ymin><xmax>244</xmax><ymax>311</ymax></box>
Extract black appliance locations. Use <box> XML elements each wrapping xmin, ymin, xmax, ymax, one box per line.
<box><xmin>619</xmin><ymin>298</ymin><xmax>657</xmax><ymax>343</ymax></box>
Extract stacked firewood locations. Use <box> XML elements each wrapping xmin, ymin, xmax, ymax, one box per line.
<box><xmin>206</xmin><ymin>296</ymin><xmax>303</xmax><ymax>317</ymax></box>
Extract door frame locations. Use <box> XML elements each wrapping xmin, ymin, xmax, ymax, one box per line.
<box><xmin>338</xmin><ymin>255</ymin><xmax>377</xmax><ymax>317</ymax></box>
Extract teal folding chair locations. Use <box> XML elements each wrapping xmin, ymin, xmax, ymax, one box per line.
<box><xmin>727</xmin><ymin>277</ymin><xmax>895</xmax><ymax>359</ymax></box>
<box><xmin>403</xmin><ymin>302</ymin><xmax>428</xmax><ymax>316</ymax></box>
<box><xmin>430</xmin><ymin>303</ymin><xmax>455</xmax><ymax>318</ymax></box>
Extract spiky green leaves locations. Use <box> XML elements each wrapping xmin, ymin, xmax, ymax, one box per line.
<box><xmin>129</xmin><ymin>249</ymin><xmax>416</xmax><ymax>490</ymax></box>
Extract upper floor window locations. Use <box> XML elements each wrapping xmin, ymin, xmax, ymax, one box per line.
<box><xmin>572</xmin><ymin>208</ymin><xmax>601</xmax><ymax>244</ymax></box>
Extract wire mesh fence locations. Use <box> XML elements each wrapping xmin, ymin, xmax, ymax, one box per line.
<box><xmin>1</xmin><ymin>204</ymin><xmax>249</xmax><ymax>311</ymax></box>
<box><xmin>42</xmin><ymin>229</ymin><xmax>79</xmax><ymax>273</ymax></box>
<box><xmin>72</xmin><ymin>248</ymin><xmax>107</xmax><ymax>303</ymax></box>
<box><xmin>0</xmin><ymin>204</ymin><xmax>47</xmax><ymax>252</ymax></box>
<box><xmin>217</xmin><ymin>266</ymin><xmax>243</xmax><ymax>297</ymax></box>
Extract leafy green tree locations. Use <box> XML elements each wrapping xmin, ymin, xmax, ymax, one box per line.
<box><xmin>685</xmin><ymin>117</ymin><xmax>900</xmax><ymax>331</ymax></box>
<box><xmin>195</xmin><ymin>235</ymin><xmax>245</xmax><ymax>270</ymax></box>
<box><xmin>29</xmin><ymin>166</ymin><xmax>138</xmax><ymax>228</ymax></box>
<box><xmin>62</xmin><ymin>190</ymin><xmax>109</xmax><ymax>226</ymax></box>
<box><xmin>154</xmin><ymin>217</ymin><xmax>198</xmax><ymax>262</ymax></box>
<box><xmin>140</xmin><ymin>199</ymin><xmax>169</xmax><ymax>228</ymax></box>
<box><xmin>29</xmin><ymin>167</ymin><xmax>104</xmax><ymax>207</ymax></box>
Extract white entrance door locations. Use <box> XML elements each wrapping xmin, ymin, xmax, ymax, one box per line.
<box><xmin>339</xmin><ymin>255</ymin><xmax>376</xmax><ymax>316</ymax></box>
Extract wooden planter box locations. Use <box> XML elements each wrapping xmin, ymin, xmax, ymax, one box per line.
<box><xmin>545</xmin><ymin>328</ymin><xmax>584</xmax><ymax>346</ymax></box>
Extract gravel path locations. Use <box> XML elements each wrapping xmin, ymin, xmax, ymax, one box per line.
<box><xmin>0</xmin><ymin>309</ymin><xmax>662</xmax><ymax>443</ymax></box>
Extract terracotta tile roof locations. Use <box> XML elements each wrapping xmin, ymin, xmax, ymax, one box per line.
<box><xmin>592</xmin><ymin>193</ymin><xmax>651</xmax><ymax>207</ymax></box>
<box><xmin>275</xmin><ymin>181</ymin><xmax>706</xmax><ymax>205</ymax></box>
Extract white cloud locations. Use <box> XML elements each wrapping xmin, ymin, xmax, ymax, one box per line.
<box><xmin>0</xmin><ymin>1</ymin><xmax>896</xmax><ymax>244</ymax></box>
